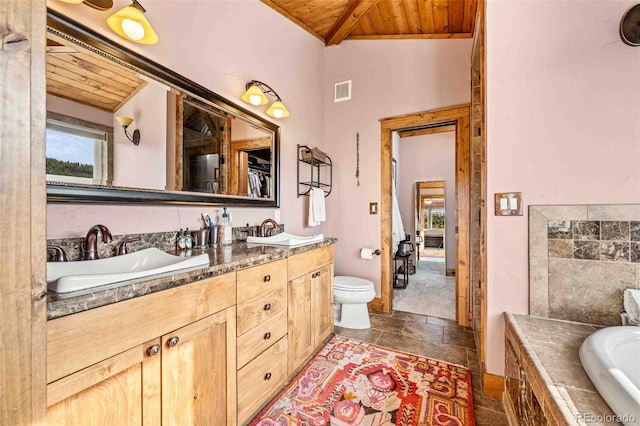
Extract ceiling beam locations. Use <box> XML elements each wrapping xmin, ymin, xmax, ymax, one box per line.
<box><xmin>398</xmin><ymin>124</ymin><xmax>455</xmax><ymax>138</ymax></box>
<box><xmin>347</xmin><ymin>32</ymin><xmax>472</xmax><ymax>40</ymax></box>
<box><xmin>325</xmin><ymin>0</ymin><xmax>380</xmax><ymax>46</ymax></box>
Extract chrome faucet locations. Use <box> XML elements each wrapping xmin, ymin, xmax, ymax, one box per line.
<box><xmin>259</xmin><ymin>219</ymin><xmax>279</xmax><ymax>237</ymax></box>
<box><xmin>83</xmin><ymin>224</ymin><xmax>113</xmax><ymax>260</ymax></box>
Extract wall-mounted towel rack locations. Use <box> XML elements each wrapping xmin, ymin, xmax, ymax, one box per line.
<box><xmin>297</xmin><ymin>144</ymin><xmax>332</xmax><ymax>198</ymax></box>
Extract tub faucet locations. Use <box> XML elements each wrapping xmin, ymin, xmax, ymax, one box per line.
<box><xmin>83</xmin><ymin>224</ymin><xmax>113</xmax><ymax>260</ymax></box>
<box><xmin>259</xmin><ymin>219</ymin><xmax>278</xmax><ymax>237</ymax></box>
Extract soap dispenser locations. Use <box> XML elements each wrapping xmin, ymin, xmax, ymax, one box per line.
<box><xmin>221</xmin><ymin>208</ymin><xmax>233</xmax><ymax>245</ymax></box>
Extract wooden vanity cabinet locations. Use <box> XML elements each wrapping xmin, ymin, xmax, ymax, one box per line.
<box><xmin>287</xmin><ymin>246</ymin><xmax>334</xmax><ymax>374</ymax></box>
<box><xmin>235</xmin><ymin>259</ymin><xmax>289</xmax><ymax>424</ymax></box>
<box><xmin>46</xmin><ymin>273</ymin><xmax>237</xmax><ymax>426</ymax></box>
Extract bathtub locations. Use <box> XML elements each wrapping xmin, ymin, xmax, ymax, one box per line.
<box><xmin>579</xmin><ymin>326</ymin><xmax>640</xmax><ymax>426</ymax></box>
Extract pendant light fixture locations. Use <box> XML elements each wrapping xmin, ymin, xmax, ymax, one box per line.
<box><xmin>241</xmin><ymin>80</ymin><xmax>289</xmax><ymax>119</ymax></box>
<box><xmin>107</xmin><ymin>0</ymin><xmax>158</xmax><ymax>45</ymax></box>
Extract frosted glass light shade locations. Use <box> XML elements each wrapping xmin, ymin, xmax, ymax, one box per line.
<box><xmin>241</xmin><ymin>84</ymin><xmax>268</xmax><ymax>106</ymax></box>
<box><xmin>266</xmin><ymin>101</ymin><xmax>289</xmax><ymax>119</ymax></box>
<box><xmin>115</xmin><ymin>116</ymin><xmax>134</xmax><ymax>128</ymax></box>
<box><xmin>107</xmin><ymin>2</ymin><xmax>158</xmax><ymax>44</ymax></box>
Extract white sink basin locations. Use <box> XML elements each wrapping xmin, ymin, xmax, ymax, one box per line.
<box><xmin>246</xmin><ymin>232</ymin><xmax>324</xmax><ymax>247</ymax></box>
<box><xmin>47</xmin><ymin>248</ymin><xmax>210</xmax><ymax>294</ymax></box>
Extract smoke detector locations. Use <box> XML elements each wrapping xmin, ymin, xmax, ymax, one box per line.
<box><xmin>334</xmin><ymin>80</ymin><xmax>352</xmax><ymax>102</ymax></box>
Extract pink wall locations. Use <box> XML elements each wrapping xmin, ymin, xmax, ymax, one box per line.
<box><xmin>46</xmin><ymin>0</ymin><xmax>325</xmax><ymax>238</ymax></box>
<box><xmin>47</xmin><ymin>95</ymin><xmax>112</xmax><ymax>126</ymax></box>
<box><xmin>397</xmin><ymin>132</ymin><xmax>456</xmax><ymax>267</ymax></box>
<box><xmin>485</xmin><ymin>0</ymin><xmax>640</xmax><ymax>375</ymax></box>
<box><xmin>113</xmin><ymin>82</ymin><xmax>168</xmax><ymax>190</ymax></box>
<box><xmin>324</xmin><ymin>39</ymin><xmax>472</xmax><ymax>295</ymax></box>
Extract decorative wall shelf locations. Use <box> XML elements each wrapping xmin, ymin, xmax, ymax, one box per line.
<box><xmin>297</xmin><ymin>144</ymin><xmax>332</xmax><ymax>197</ymax></box>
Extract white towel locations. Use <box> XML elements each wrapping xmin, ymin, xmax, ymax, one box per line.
<box><xmin>623</xmin><ymin>288</ymin><xmax>640</xmax><ymax>325</ymax></box>
<box><xmin>308</xmin><ymin>188</ymin><xmax>326</xmax><ymax>227</ymax></box>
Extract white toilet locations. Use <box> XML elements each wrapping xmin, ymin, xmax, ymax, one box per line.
<box><xmin>333</xmin><ymin>276</ymin><xmax>376</xmax><ymax>329</ymax></box>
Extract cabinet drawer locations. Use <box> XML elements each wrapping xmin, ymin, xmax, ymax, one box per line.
<box><xmin>237</xmin><ymin>309</ymin><xmax>287</xmax><ymax>368</ymax></box>
<box><xmin>237</xmin><ymin>337</ymin><xmax>288</xmax><ymax>424</ymax></box>
<box><xmin>287</xmin><ymin>246</ymin><xmax>334</xmax><ymax>280</ymax></box>
<box><xmin>237</xmin><ymin>280</ymin><xmax>287</xmax><ymax>336</ymax></box>
<box><xmin>237</xmin><ymin>258</ymin><xmax>287</xmax><ymax>304</ymax></box>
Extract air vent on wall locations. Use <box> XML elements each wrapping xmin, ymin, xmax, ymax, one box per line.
<box><xmin>334</xmin><ymin>80</ymin><xmax>351</xmax><ymax>102</ymax></box>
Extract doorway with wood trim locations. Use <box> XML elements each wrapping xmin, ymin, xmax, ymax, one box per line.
<box><xmin>376</xmin><ymin>105</ymin><xmax>471</xmax><ymax>327</ymax></box>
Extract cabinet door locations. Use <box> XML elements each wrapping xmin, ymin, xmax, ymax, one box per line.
<box><xmin>47</xmin><ymin>339</ymin><xmax>161</xmax><ymax>426</ymax></box>
<box><xmin>311</xmin><ymin>263</ymin><xmax>334</xmax><ymax>347</ymax></box>
<box><xmin>161</xmin><ymin>307</ymin><xmax>237</xmax><ymax>426</ymax></box>
<box><xmin>287</xmin><ymin>273</ymin><xmax>312</xmax><ymax>374</ymax></box>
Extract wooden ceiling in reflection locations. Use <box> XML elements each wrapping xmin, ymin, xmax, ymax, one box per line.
<box><xmin>261</xmin><ymin>0</ymin><xmax>478</xmax><ymax>46</ymax></box>
<box><xmin>46</xmin><ymin>34</ymin><xmax>144</xmax><ymax>113</ymax></box>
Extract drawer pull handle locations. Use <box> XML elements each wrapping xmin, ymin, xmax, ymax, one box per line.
<box><xmin>167</xmin><ymin>337</ymin><xmax>180</xmax><ymax>347</ymax></box>
<box><xmin>147</xmin><ymin>344</ymin><xmax>160</xmax><ymax>356</ymax></box>
<box><xmin>264</xmin><ymin>303</ymin><xmax>272</xmax><ymax>311</ymax></box>
<box><xmin>264</xmin><ymin>372</ymin><xmax>272</xmax><ymax>380</ymax></box>
<box><xmin>264</xmin><ymin>274</ymin><xmax>271</xmax><ymax>282</ymax></box>
<box><xmin>264</xmin><ymin>332</ymin><xmax>271</xmax><ymax>340</ymax></box>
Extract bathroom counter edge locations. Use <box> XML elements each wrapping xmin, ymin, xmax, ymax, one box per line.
<box><xmin>47</xmin><ymin>238</ymin><xmax>337</xmax><ymax>320</ymax></box>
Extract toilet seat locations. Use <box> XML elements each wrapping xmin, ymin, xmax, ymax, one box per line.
<box><xmin>334</xmin><ymin>276</ymin><xmax>374</xmax><ymax>292</ymax></box>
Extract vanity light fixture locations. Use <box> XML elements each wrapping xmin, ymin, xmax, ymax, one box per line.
<box><xmin>115</xmin><ymin>116</ymin><xmax>140</xmax><ymax>145</ymax></box>
<box><xmin>241</xmin><ymin>80</ymin><xmax>289</xmax><ymax>119</ymax></box>
<box><xmin>107</xmin><ymin>0</ymin><xmax>158</xmax><ymax>45</ymax></box>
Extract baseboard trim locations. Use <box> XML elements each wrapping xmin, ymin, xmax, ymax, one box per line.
<box><xmin>367</xmin><ymin>297</ymin><xmax>389</xmax><ymax>313</ymax></box>
<box><xmin>446</xmin><ymin>268</ymin><xmax>456</xmax><ymax>276</ymax></box>
<box><xmin>483</xmin><ymin>372</ymin><xmax>505</xmax><ymax>400</ymax></box>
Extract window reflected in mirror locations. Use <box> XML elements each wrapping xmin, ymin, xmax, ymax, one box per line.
<box><xmin>45</xmin><ymin>112</ymin><xmax>113</xmax><ymax>186</ymax></box>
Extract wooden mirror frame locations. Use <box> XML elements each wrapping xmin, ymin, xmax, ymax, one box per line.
<box><xmin>46</xmin><ymin>8</ymin><xmax>281</xmax><ymax>207</ymax></box>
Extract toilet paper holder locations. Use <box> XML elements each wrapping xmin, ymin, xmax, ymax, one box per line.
<box><xmin>360</xmin><ymin>248</ymin><xmax>381</xmax><ymax>257</ymax></box>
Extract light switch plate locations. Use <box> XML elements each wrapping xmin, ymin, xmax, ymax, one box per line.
<box><xmin>369</xmin><ymin>202</ymin><xmax>378</xmax><ymax>215</ymax></box>
<box><xmin>494</xmin><ymin>192</ymin><xmax>523</xmax><ymax>216</ymax></box>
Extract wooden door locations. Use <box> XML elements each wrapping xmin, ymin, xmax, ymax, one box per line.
<box><xmin>287</xmin><ymin>274</ymin><xmax>312</xmax><ymax>374</ymax></box>
<box><xmin>161</xmin><ymin>307</ymin><xmax>236</xmax><ymax>426</ymax></box>
<box><xmin>311</xmin><ymin>264</ymin><xmax>334</xmax><ymax>347</ymax></box>
<box><xmin>47</xmin><ymin>340</ymin><xmax>161</xmax><ymax>425</ymax></box>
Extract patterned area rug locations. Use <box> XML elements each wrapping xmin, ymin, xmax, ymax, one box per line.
<box><xmin>249</xmin><ymin>334</ymin><xmax>475</xmax><ymax>426</ymax></box>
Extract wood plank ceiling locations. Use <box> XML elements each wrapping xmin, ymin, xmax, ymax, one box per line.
<box><xmin>261</xmin><ymin>0</ymin><xmax>478</xmax><ymax>46</ymax></box>
<box><xmin>46</xmin><ymin>34</ymin><xmax>144</xmax><ymax>112</ymax></box>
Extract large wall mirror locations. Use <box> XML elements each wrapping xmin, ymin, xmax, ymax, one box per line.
<box><xmin>45</xmin><ymin>9</ymin><xmax>280</xmax><ymax>207</ymax></box>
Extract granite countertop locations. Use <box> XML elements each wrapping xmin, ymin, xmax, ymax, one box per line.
<box><xmin>504</xmin><ymin>313</ymin><xmax>621</xmax><ymax>426</ymax></box>
<box><xmin>47</xmin><ymin>238</ymin><xmax>337</xmax><ymax>321</ymax></box>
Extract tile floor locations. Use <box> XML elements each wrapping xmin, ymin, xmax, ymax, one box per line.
<box><xmin>335</xmin><ymin>310</ymin><xmax>509</xmax><ymax>426</ymax></box>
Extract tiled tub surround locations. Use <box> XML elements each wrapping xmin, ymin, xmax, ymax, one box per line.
<box><xmin>47</xmin><ymin>237</ymin><xmax>335</xmax><ymax>320</ymax></box>
<box><xmin>504</xmin><ymin>313</ymin><xmax>620</xmax><ymax>426</ymax></box>
<box><xmin>530</xmin><ymin>205</ymin><xmax>640</xmax><ymax>326</ymax></box>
